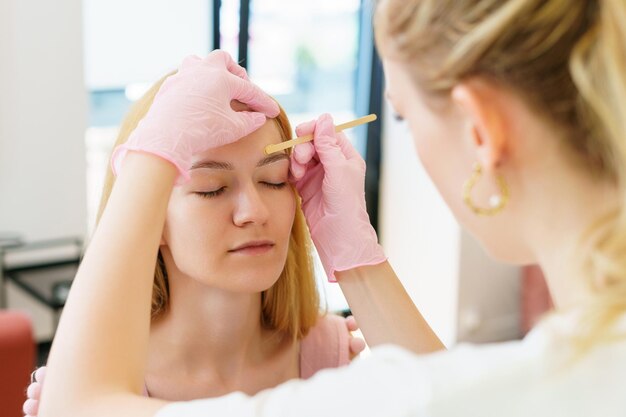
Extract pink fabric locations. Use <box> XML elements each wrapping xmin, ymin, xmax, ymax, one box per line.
<box><xmin>299</xmin><ymin>314</ymin><xmax>351</xmax><ymax>379</ymax></box>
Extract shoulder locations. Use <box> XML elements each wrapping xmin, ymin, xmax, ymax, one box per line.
<box><xmin>156</xmin><ymin>339</ymin><xmax>626</xmax><ymax>417</ymax></box>
<box><xmin>299</xmin><ymin>314</ymin><xmax>351</xmax><ymax>379</ymax></box>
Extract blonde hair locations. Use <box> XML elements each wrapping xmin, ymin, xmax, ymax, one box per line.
<box><xmin>375</xmin><ymin>0</ymin><xmax>626</xmax><ymax>350</ymax></box>
<box><xmin>96</xmin><ymin>72</ymin><xmax>321</xmax><ymax>340</ymax></box>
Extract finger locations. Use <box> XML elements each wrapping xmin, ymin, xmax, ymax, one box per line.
<box><xmin>349</xmin><ymin>336</ymin><xmax>367</xmax><ymax>355</ymax></box>
<box><xmin>295</xmin><ymin>119</ymin><xmax>316</xmax><ymax>137</ymax></box>
<box><xmin>314</xmin><ymin>113</ymin><xmax>337</xmax><ymax>138</ymax></box>
<box><xmin>289</xmin><ymin>157</ymin><xmax>307</xmax><ymax>181</ymax></box>
<box><xmin>313</xmin><ymin>115</ymin><xmax>346</xmax><ymax>166</ymax></box>
<box><xmin>294</xmin><ymin>162</ymin><xmax>324</xmax><ymax>202</ymax></box>
<box><xmin>229</xmin><ymin>75</ymin><xmax>280</xmax><ymax>118</ymax></box>
<box><xmin>336</xmin><ymin>131</ymin><xmax>362</xmax><ymax>162</ymax></box>
<box><xmin>229</xmin><ymin>111</ymin><xmax>268</xmax><ymax>141</ymax></box>
<box><xmin>345</xmin><ymin>315</ymin><xmax>359</xmax><ymax>331</ymax></box>
<box><xmin>27</xmin><ymin>382</ymin><xmax>42</xmax><ymax>399</ymax></box>
<box><xmin>293</xmin><ymin>141</ymin><xmax>315</xmax><ymax>165</ymax></box>
<box><xmin>290</xmin><ymin>147</ymin><xmax>319</xmax><ymax>182</ymax></box>
<box><xmin>23</xmin><ymin>399</ymin><xmax>39</xmax><ymax>416</ymax></box>
<box><xmin>179</xmin><ymin>54</ymin><xmax>202</xmax><ymax>70</ymax></box>
<box><xmin>205</xmin><ymin>50</ymin><xmax>249</xmax><ymax>80</ymax></box>
<box><xmin>303</xmin><ymin>115</ymin><xmax>359</xmax><ymax>163</ymax></box>
<box><xmin>34</xmin><ymin>367</ymin><xmax>46</xmax><ymax>383</ymax></box>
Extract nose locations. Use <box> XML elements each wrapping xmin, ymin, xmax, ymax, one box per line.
<box><xmin>232</xmin><ymin>183</ymin><xmax>270</xmax><ymax>227</ymax></box>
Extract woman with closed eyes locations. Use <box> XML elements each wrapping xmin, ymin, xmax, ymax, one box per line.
<box><xmin>23</xmin><ymin>55</ymin><xmax>364</xmax><ymax>416</ymax></box>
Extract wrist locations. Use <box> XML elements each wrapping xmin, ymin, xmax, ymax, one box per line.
<box><xmin>335</xmin><ymin>260</ymin><xmax>389</xmax><ymax>282</ymax></box>
<box><xmin>112</xmin><ymin>143</ymin><xmax>191</xmax><ymax>184</ymax></box>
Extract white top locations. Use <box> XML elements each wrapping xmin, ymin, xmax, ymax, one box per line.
<box><xmin>155</xmin><ymin>312</ymin><xmax>626</xmax><ymax>417</ymax></box>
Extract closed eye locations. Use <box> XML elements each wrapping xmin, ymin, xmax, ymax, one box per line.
<box><xmin>195</xmin><ymin>187</ymin><xmax>226</xmax><ymax>198</ymax></box>
<box><xmin>262</xmin><ymin>182</ymin><xmax>287</xmax><ymax>190</ymax></box>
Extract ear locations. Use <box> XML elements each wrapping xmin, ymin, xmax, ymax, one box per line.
<box><xmin>451</xmin><ymin>79</ymin><xmax>508</xmax><ymax>172</ymax></box>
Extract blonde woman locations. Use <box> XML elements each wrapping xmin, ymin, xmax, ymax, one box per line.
<box><xmin>24</xmin><ymin>53</ymin><xmax>364</xmax><ymax>416</ymax></box>
<box><xmin>40</xmin><ymin>0</ymin><xmax>626</xmax><ymax>415</ymax></box>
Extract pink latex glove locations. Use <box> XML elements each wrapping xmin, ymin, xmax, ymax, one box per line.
<box><xmin>23</xmin><ymin>367</ymin><xmax>46</xmax><ymax>417</ymax></box>
<box><xmin>112</xmin><ymin>50</ymin><xmax>279</xmax><ymax>184</ymax></box>
<box><xmin>290</xmin><ymin>114</ymin><xmax>386</xmax><ymax>281</ymax></box>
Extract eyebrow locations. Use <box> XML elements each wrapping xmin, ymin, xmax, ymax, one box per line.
<box><xmin>256</xmin><ymin>153</ymin><xmax>289</xmax><ymax>167</ymax></box>
<box><xmin>190</xmin><ymin>160</ymin><xmax>234</xmax><ymax>170</ymax></box>
<box><xmin>190</xmin><ymin>152</ymin><xmax>288</xmax><ymax>171</ymax></box>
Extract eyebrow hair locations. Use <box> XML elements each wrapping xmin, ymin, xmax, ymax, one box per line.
<box><xmin>256</xmin><ymin>153</ymin><xmax>289</xmax><ymax>167</ymax></box>
<box><xmin>189</xmin><ymin>152</ymin><xmax>288</xmax><ymax>171</ymax></box>
<box><xmin>190</xmin><ymin>160</ymin><xmax>234</xmax><ymax>170</ymax></box>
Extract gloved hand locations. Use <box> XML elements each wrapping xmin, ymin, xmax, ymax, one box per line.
<box><xmin>23</xmin><ymin>366</ymin><xmax>46</xmax><ymax>417</ymax></box>
<box><xmin>290</xmin><ymin>114</ymin><xmax>386</xmax><ymax>281</ymax></box>
<box><xmin>112</xmin><ymin>50</ymin><xmax>279</xmax><ymax>184</ymax></box>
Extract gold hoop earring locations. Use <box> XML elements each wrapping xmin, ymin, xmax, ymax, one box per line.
<box><xmin>463</xmin><ymin>163</ymin><xmax>509</xmax><ymax>216</ymax></box>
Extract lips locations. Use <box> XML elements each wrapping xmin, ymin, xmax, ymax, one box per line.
<box><xmin>228</xmin><ymin>240</ymin><xmax>275</xmax><ymax>254</ymax></box>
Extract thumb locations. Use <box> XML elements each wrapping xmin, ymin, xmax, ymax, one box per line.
<box><xmin>312</xmin><ymin>115</ymin><xmax>344</xmax><ymax>167</ymax></box>
<box><xmin>229</xmin><ymin>111</ymin><xmax>267</xmax><ymax>141</ymax></box>
<box><xmin>295</xmin><ymin>119</ymin><xmax>316</xmax><ymax>137</ymax></box>
<box><xmin>229</xmin><ymin>75</ymin><xmax>279</xmax><ymax>118</ymax></box>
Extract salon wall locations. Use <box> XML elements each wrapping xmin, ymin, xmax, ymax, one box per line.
<box><xmin>378</xmin><ymin>101</ymin><xmax>521</xmax><ymax>347</ymax></box>
<box><xmin>1</xmin><ymin>0</ymin><xmax>87</xmax><ymax>341</ymax></box>
<box><xmin>0</xmin><ymin>0</ymin><xmax>88</xmax><ymax>241</ymax></box>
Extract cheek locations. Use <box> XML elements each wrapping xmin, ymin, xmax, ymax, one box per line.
<box><xmin>406</xmin><ymin>106</ymin><xmax>472</xmax><ymax>216</ymax></box>
<box><xmin>267</xmin><ymin>187</ymin><xmax>297</xmax><ymax>239</ymax></box>
<box><xmin>162</xmin><ymin>198</ymin><xmax>226</xmax><ymax>272</ymax></box>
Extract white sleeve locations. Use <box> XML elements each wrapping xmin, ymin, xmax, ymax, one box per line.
<box><xmin>154</xmin><ymin>346</ymin><xmax>432</xmax><ymax>417</ymax></box>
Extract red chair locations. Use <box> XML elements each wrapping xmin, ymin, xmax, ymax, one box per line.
<box><xmin>0</xmin><ymin>310</ymin><xmax>35</xmax><ymax>417</ymax></box>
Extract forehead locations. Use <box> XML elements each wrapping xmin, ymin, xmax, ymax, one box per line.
<box><xmin>192</xmin><ymin>120</ymin><xmax>286</xmax><ymax>166</ymax></box>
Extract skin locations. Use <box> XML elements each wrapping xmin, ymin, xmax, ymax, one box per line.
<box><xmin>37</xmin><ymin>118</ymin><xmax>353</xmax><ymax>417</ymax></box>
<box><xmin>39</xmin><ymin>54</ymin><xmax>620</xmax><ymax>417</ymax></box>
<box><xmin>146</xmin><ymin>120</ymin><xmax>300</xmax><ymax>400</ymax></box>
<box><xmin>29</xmin><ymin>115</ymin><xmax>366</xmax><ymax>416</ymax></box>
<box><xmin>381</xmin><ymin>58</ymin><xmax>619</xmax><ymax>309</ymax></box>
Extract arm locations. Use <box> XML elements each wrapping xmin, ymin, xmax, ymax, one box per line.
<box><xmin>291</xmin><ymin>115</ymin><xmax>444</xmax><ymax>354</ymax></box>
<box><xmin>38</xmin><ymin>51</ymin><xmax>280</xmax><ymax>417</ymax></box>
<box><xmin>338</xmin><ymin>262</ymin><xmax>443</xmax><ymax>353</ymax></box>
<box><xmin>39</xmin><ymin>153</ymin><xmax>174</xmax><ymax>417</ymax></box>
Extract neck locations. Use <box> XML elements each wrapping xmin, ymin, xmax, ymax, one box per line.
<box><xmin>524</xmin><ymin>158</ymin><xmax>618</xmax><ymax>311</ymax></box>
<box><xmin>147</xmin><ymin>270</ymin><xmax>282</xmax><ymax>379</ymax></box>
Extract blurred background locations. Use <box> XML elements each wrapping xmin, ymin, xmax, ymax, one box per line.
<box><xmin>0</xmin><ymin>1</ymin><xmax>551</xmax><ymax>414</ymax></box>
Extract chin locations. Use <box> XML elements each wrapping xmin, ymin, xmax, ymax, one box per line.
<box><xmin>227</xmin><ymin>264</ymin><xmax>285</xmax><ymax>293</ymax></box>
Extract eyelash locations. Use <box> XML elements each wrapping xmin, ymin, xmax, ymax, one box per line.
<box><xmin>194</xmin><ymin>182</ymin><xmax>287</xmax><ymax>199</ymax></box>
<box><xmin>195</xmin><ymin>188</ymin><xmax>226</xmax><ymax>199</ymax></box>
<box><xmin>393</xmin><ymin>112</ymin><xmax>405</xmax><ymax>122</ymax></box>
<box><xmin>263</xmin><ymin>182</ymin><xmax>287</xmax><ymax>190</ymax></box>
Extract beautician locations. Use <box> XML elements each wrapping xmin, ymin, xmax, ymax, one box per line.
<box><xmin>39</xmin><ymin>0</ymin><xmax>626</xmax><ymax>416</ymax></box>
